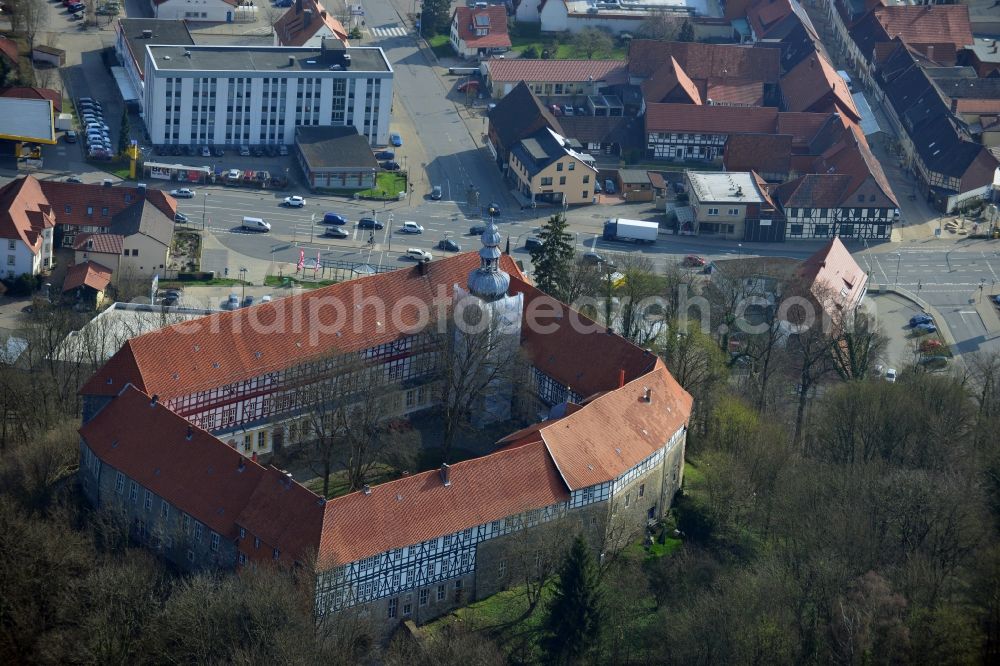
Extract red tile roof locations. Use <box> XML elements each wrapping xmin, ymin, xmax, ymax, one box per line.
<box><xmin>235</xmin><ymin>466</ymin><xmax>326</xmax><ymax>566</ymax></box>
<box><xmin>274</xmin><ymin>0</ymin><xmax>349</xmax><ymax>47</ymax></box>
<box><xmin>317</xmin><ymin>439</ymin><xmax>569</xmax><ymax>568</ymax></box>
<box><xmin>0</xmin><ymin>87</ymin><xmax>61</xmax><ymax>112</ymax></box>
<box><xmin>487</xmin><ymin>59</ymin><xmax>627</xmax><ymax>84</ymax></box>
<box><xmin>73</xmin><ymin>233</ymin><xmax>124</xmax><ymax>255</ymax></box>
<box><xmin>954</xmin><ymin>99</ymin><xmax>1000</xmax><ymax>115</ymax></box>
<box><xmin>873</xmin><ymin>5</ymin><xmax>973</xmax><ymax>49</ymax></box>
<box><xmin>798</xmin><ymin>237</ymin><xmax>868</xmax><ymax>315</ymax></box>
<box><xmin>39</xmin><ymin>181</ymin><xmax>177</xmax><ymax>231</ymax></box>
<box><xmin>645</xmin><ymin>103</ymin><xmax>779</xmax><ymax>134</ymax></box>
<box><xmin>642</xmin><ymin>57</ymin><xmax>702</xmax><ymax>105</ymax></box>
<box><xmin>704</xmin><ymin>79</ymin><xmax>764</xmax><ymax>106</ymax></box>
<box><xmin>775</xmin><ymin>111</ymin><xmax>836</xmax><ymax>147</ymax></box>
<box><xmin>453</xmin><ymin>6</ymin><xmax>511</xmax><ymax>50</ymax></box>
<box><xmin>0</xmin><ymin>38</ymin><xmax>18</xmax><ymax>65</ymax></box>
<box><xmin>0</xmin><ymin>176</ymin><xmax>55</xmax><ymax>253</ymax></box>
<box><xmin>80</xmin><ymin>386</ymin><xmax>271</xmax><ymax>542</ymax></box>
<box><xmin>724</xmin><ymin>133</ymin><xmax>792</xmax><ymax>175</ymax></box>
<box><xmin>535</xmin><ymin>362</ymin><xmax>692</xmax><ymax>491</ymax></box>
<box><xmin>63</xmin><ymin>261</ymin><xmax>113</xmax><ymax>293</ymax></box>
<box><xmin>81</xmin><ymin>253</ymin><xmax>526</xmax><ymax>399</ymax></box>
<box><xmin>628</xmin><ymin>40</ymin><xmax>780</xmax><ymax>84</ymax></box>
<box><xmin>779</xmin><ymin>51</ymin><xmax>860</xmax><ymax>120</ymax></box>
<box><xmin>747</xmin><ymin>0</ymin><xmax>794</xmax><ymax>40</ymax></box>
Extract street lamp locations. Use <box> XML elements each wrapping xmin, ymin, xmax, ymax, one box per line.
<box><xmin>894</xmin><ymin>252</ymin><xmax>902</xmax><ymax>287</ymax></box>
<box><xmin>737</xmin><ymin>243</ymin><xmax>742</xmax><ymax>257</ymax></box>
<box><xmin>202</xmin><ymin>192</ymin><xmax>209</xmax><ymax>229</ymax></box>
<box><xmin>239</xmin><ymin>267</ymin><xmax>247</xmax><ymax>303</ymax></box>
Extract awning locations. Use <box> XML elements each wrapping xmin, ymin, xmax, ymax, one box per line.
<box><xmin>110</xmin><ymin>66</ymin><xmax>141</xmax><ymax>103</ymax></box>
<box><xmin>851</xmin><ymin>92</ymin><xmax>882</xmax><ymax>137</ymax></box>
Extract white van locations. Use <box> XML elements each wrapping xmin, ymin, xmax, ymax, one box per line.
<box><xmin>241</xmin><ymin>216</ymin><xmax>271</xmax><ymax>232</ymax></box>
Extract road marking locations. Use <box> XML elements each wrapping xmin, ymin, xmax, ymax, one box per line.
<box><xmin>370</xmin><ymin>26</ymin><xmax>408</xmax><ymax>37</ymax></box>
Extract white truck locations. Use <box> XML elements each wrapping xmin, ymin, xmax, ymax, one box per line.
<box><xmin>602</xmin><ymin>218</ymin><xmax>658</xmax><ymax>244</ymax></box>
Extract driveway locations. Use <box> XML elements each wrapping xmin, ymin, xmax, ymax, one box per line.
<box><xmin>866</xmin><ymin>291</ymin><xmax>925</xmax><ymax>371</ymax></box>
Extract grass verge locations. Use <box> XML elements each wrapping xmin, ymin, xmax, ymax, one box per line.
<box><xmin>263</xmin><ymin>275</ymin><xmax>337</xmax><ymax>289</ymax></box>
<box><xmin>427</xmin><ymin>34</ymin><xmax>453</xmax><ymax>59</ymax></box>
<box><xmin>358</xmin><ymin>172</ymin><xmax>408</xmax><ymax>200</ymax></box>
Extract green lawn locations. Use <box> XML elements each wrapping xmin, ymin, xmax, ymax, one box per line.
<box><xmin>263</xmin><ymin>275</ymin><xmax>337</xmax><ymax>289</ymax></box>
<box><xmin>359</xmin><ymin>172</ymin><xmax>407</xmax><ymax>200</ymax></box>
<box><xmin>302</xmin><ymin>463</ymin><xmax>398</xmax><ymax>499</ymax></box>
<box><xmin>427</xmin><ymin>34</ymin><xmax>453</xmax><ymax>59</ymax></box>
<box><xmin>508</xmin><ymin>25</ymin><xmax>626</xmax><ymax>60</ymax></box>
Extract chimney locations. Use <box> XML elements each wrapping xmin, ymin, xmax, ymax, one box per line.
<box><xmin>440</xmin><ymin>463</ymin><xmax>451</xmax><ymax>487</ymax></box>
<box><xmin>418</xmin><ymin>258</ymin><xmax>429</xmax><ymax>275</ymax></box>
<box><xmin>619</xmin><ymin>369</ymin><xmax>625</xmax><ymax>388</ymax></box>
<box><xmin>137</xmin><ymin>183</ymin><xmax>147</xmax><ymax>196</ymax></box>
<box><xmin>288</xmin><ymin>55</ymin><xmax>295</xmax><ymax>67</ymax></box>
<box><xmin>643</xmin><ymin>387</ymin><xmax>651</xmax><ymax>402</ymax></box>
<box><xmin>238</xmin><ymin>458</ymin><xmax>246</xmax><ymax>472</ymax></box>
<box><xmin>186</xmin><ymin>425</ymin><xmax>193</xmax><ymax>440</ymax></box>
<box><xmin>320</xmin><ymin>9</ymin><xmax>327</xmax><ymax>18</ymax></box>
<box><xmin>362</xmin><ymin>484</ymin><xmax>371</xmax><ymax>495</ymax></box>
<box><xmin>141</xmin><ymin>29</ymin><xmax>153</xmax><ymax>38</ymax></box>
<box><xmin>926</xmin><ymin>44</ymin><xmax>934</xmax><ymax>61</ymax></box>
<box><xmin>295</xmin><ymin>0</ymin><xmax>303</xmax><ymax>14</ymax></box>
<box><xmin>304</xmin><ymin>8</ymin><xmax>314</xmax><ymax>24</ymax></box>
<box><xmin>150</xmin><ymin>394</ymin><xmax>159</xmax><ymax>406</ymax></box>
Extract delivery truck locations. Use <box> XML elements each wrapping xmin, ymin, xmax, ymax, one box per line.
<box><xmin>602</xmin><ymin>218</ymin><xmax>658</xmax><ymax>244</ymax></box>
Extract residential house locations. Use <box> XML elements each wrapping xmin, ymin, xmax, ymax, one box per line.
<box><xmin>115</xmin><ymin>18</ymin><xmax>195</xmax><ymax>99</ymax></box>
<box><xmin>797</xmin><ymin>236</ymin><xmax>869</xmax><ymax>321</ymax></box>
<box><xmin>38</xmin><ymin>180</ymin><xmax>177</xmax><ymax>251</ymax></box>
<box><xmin>645</xmin><ymin>104</ymin><xmax>780</xmax><ymax>161</ymax></box>
<box><xmin>78</xmin><ymin>243</ymin><xmax>693</xmax><ymax>631</ymax></box>
<box><xmin>846</xmin><ymin>4</ymin><xmax>974</xmax><ymax>91</ymax></box>
<box><xmin>107</xmin><ymin>197</ymin><xmax>175</xmax><ymax>279</ymax></box>
<box><xmin>877</xmin><ymin>44</ymin><xmax>999</xmax><ymax>211</ymax></box>
<box><xmin>778</xmin><ymin>51</ymin><xmax>860</xmax><ymax>120</ymax></box>
<box><xmin>684</xmin><ymin>170</ymin><xmax>777</xmax><ymax>240</ymax></box>
<box><xmin>74</xmin><ymin>234</ymin><xmax>125</xmax><ymax>276</ymax></box>
<box><xmin>557</xmin><ymin>115</ymin><xmax>644</xmax><ymax>158</ymax></box>
<box><xmin>0</xmin><ymin>177</ymin><xmax>56</xmax><ymax>279</ymax></box>
<box><xmin>273</xmin><ymin>0</ymin><xmax>349</xmax><ymax>48</ymax></box>
<box><xmin>487</xmin><ymin>81</ymin><xmax>564</xmax><ymax>171</ymax></box>
<box><xmin>62</xmin><ymin>262</ymin><xmax>114</xmax><ymax>309</ymax></box>
<box><xmin>959</xmin><ymin>36</ymin><xmax>1000</xmax><ymax>78</ymax></box>
<box><xmin>450</xmin><ymin>6</ymin><xmax>510</xmax><ymax>60</ymax></box>
<box><xmin>484</xmin><ymin>59</ymin><xmax>627</xmax><ymax>100</ymax></box>
<box><xmin>627</xmin><ymin>39</ymin><xmax>782</xmax><ymax>108</ymax></box>
<box><xmin>508</xmin><ymin>127</ymin><xmax>598</xmax><ymax>206</ymax></box>
<box><xmin>150</xmin><ymin>0</ymin><xmax>250</xmax><ymax>22</ymax></box>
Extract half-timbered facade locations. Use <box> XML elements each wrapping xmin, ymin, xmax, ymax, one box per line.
<box><xmin>79</xmin><ymin>235</ymin><xmax>692</xmax><ymax>632</ymax></box>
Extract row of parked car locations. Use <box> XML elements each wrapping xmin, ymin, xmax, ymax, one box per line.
<box><xmin>77</xmin><ymin>97</ymin><xmax>114</xmax><ymax>160</ymax></box>
<box><xmin>152</xmin><ymin>144</ymin><xmax>289</xmax><ymax>158</ymax></box>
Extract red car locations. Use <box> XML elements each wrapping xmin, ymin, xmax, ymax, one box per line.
<box><xmin>683</xmin><ymin>255</ymin><xmax>706</xmax><ymax>267</ymax></box>
<box><xmin>457</xmin><ymin>80</ymin><xmax>480</xmax><ymax>93</ymax></box>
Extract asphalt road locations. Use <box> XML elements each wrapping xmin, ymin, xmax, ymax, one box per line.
<box><xmin>862</xmin><ymin>242</ymin><xmax>1000</xmax><ymax>358</ymax></box>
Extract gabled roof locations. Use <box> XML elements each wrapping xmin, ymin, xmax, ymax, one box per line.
<box><xmin>798</xmin><ymin>237</ymin><xmax>868</xmax><ymax>314</ymax></box>
<box><xmin>641</xmin><ymin>57</ymin><xmax>702</xmax><ymax>105</ymax></box>
<box><xmin>452</xmin><ymin>6</ymin><xmax>510</xmax><ymax>49</ymax></box>
<box><xmin>773</xmin><ymin>173</ymin><xmax>855</xmax><ymax>208</ymax></box>
<box><xmin>488</xmin><ymin>81</ymin><xmax>564</xmax><ymax>151</ymax></box>
<box><xmin>705</xmin><ymin>79</ymin><xmax>763</xmax><ymax>106</ymax></box>
<box><xmin>627</xmin><ymin>40</ymin><xmax>780</xmax><ymax>84</ymax></box>
<box><xmin>0</xmin><ymin>176</ymin><xmax>55</xmax><ymax>252</ymax></box>
<box><xmin>274</xmin><ymin>0</ymin><xmax>349</xmax><ymax>47</ymax></box>
<box><xmin>74</xmin><ymin>233</ymin><xmax>124</xmax><ymax>255</ymax></box>
<box><xmin>39</xmin><ymin>181</ymin><xmax>177</xmax><ymax>230</ymax></box>
<box><xmin>557</xmin><ymin>115</ymin><xmax>644</xmax><ymax>151</ymax></box>
<box><xmin>317</xmin><ymin>439</ymin><xmax>569</xmax><ymax>568</ymax></box>
<box><xmin>776</xmin><ymin>111</ymin><xmax>839</xmax><ymax>148</ymax></box>
<box><xmin>109</xmin><ymin>200</ymin><xmax>174</xmax><ymax>247</ymax></box>
<box><xmin>536</xmin><ymin>362</ymin><xmax>691</xmax><ymax>491</ymax></box>
<box><xmin>235</xmin><ymin>466</ymin><xmax>326</xmax><ymax>566</ymax></box>
<box><xmin>63</xmin><ymin>261</ymin><xmax>114</xmax><ymax>293</ymax></box>
<box><xmin>487</xmin><ymin>59</ymin><xmax>626</xmax><ymax>84</ymax></box>
<box><xmin>871</xmin><ymin>4</ymin><xmax>973</xmax><ymax>49</ymax></box>
<box><xmin>779</xmin><ymin>51</ymin><xmax>860</xmax><ymax>120</ymax></box>
<box><xmin>0</xmin><ymin>38</ymin><xmax>18</xmax><ymax>65</ymax></box>
<box><xmin>82</xmin><ymin>253</ymin><xmax>525</xmax><ymax>400</ymax></box>
<box><xmin>645</xmin><ymin>103</ymin><xmax>779</xmax><ymax>134</ymax></box>
<box><xmin>0</xmin><ymin>87</ymin><xmax>61</xmax><ymax>112</ymax></box>
<box><xmin>724</xmin><ymin>133</ymin><xmax>792</xmax><ymax>175</ymax></box>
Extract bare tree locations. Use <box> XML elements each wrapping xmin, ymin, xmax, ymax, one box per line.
<box><xmin>12</xmin><ymin>0</ymin><xmax>48</xmax><ymax>55</ymax></box>
<box><xmin>506</xmin><ymin>512</ymin><xmax>573</xmax><ymax>614</ymax></box>
<box><xmin>830</xmin><ymin>310</ymin><xmax>887</xmax><ymax>381</ymax></box>
<box><xmin>637</xmin><ymin>10</ymin><xmax>682</xmax><ymax>41</ymax></box>
<box><xmin>615</xmin><ymin>253</ymin><xmax>664</xmax><ymax>345</ymax></box>
<box><xmin>433</xmin><ymin>300</ymin><xmax>531</xmax><ymax>462</ymax></box>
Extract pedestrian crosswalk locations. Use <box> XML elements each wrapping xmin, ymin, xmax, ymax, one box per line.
<box><xmin>369</xmin><ymin>25</ymin><xmax>409</xmax><ymax>38</ymax></box>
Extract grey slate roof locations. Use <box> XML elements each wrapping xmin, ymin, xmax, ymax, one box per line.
<box><xmin>488</xmin><ymin>81</ymin><xmax>564</xmax><ymax>153</ymax></box>
<box><xmin>510</xmin><ymin>127</ymin><xmax>568</xmax><ymax>178</ymax></box>
<box><xmin>295</xmin><ymin>126</ymin><xmax>379</xmax><ymax>170</ymax></box>
<box><xmin>110</xmin><ymin>200</ymin><xmax>173</xmax><ymax>247</ymax></box>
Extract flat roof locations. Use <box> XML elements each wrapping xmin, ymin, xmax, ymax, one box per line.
<box><xmin>969</xmin><ymin>36</ymin><xmax>1000</xmax><ymax>64</ymax></box>
<box><xmin>0</xmin><ymin>98</ymin><xmax>56</xmax><ymax>144</ymax></box>
<box><xmin>295</xmin><ymin>126</ymin><xmax>379</xmax><ymax>170</ymax></box>
<box><xmin>118</xmin><ymin>18</ymin><xmax>194</xmax><ymax>78</ymax></box>
<box><xmin>687</xmin><ymin>171</ymin><xmax>764</xmax><ymax>204</ymax></box>
<box><xmin>145</xmin><ymin>44</ymin><xmax>391</xmax><ymax>74</ymax></box>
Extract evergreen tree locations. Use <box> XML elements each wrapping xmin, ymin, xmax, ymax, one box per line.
<box><xmin>678</xmin><ymin>19</ymin><xmax>695</xmax><ymax>43</ymax></box>
<box><xmin>529</xmin><ymin>212</ymin><xmax>575</xmax><ymax>301</ymax></box>
<box><xmin>118</xmin><ymin>109</ymin><xmax>131</xmax><ymax>157</ymax></box>
<box><xmin>420</xmin><ymin>0</ymin><xmax>452</xmax><ymax>37</ymax></box>
<box><xmin>543</xmin><ymin>535</ymin><xmax>603</xmax><ymax>664</ymax></box>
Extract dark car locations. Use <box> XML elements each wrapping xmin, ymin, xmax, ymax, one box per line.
<box><xmin>160</xmin><ymin>295</ymin><xmax>178</xmax><ymax>307</ymax></box>
<box><xmin>67</xmin><ymin>3</ymin><xmax>85</xmax><ymax>12</ymax></box>
<box><xmin>174</xmin><ymin>212</ymin><xmax>189</xmax><ymax>223</ymax></box>
<box><xmin>909</xmin><ymin>313</ymin><xmax>933</xmax><ymax>327</ymax></box>
<box><xmin>914</xmin><ymin>322</ymin><xmax>938</xmax><ymax>334</ymax></box>
<box><xmin>65</xmin><ymin>176</ymin><xmax>83</xmax><ymax>184</ymax></box>
<box><xmin>242</xmin><ymin>295</ymin><xmax>255</xmax><ymax>308</ymax></box>
<box><xmin>375</xmin><ymin>150</ymin><xmax>395</xmax><ymax>160</ymax></box>
<box><xmin>252</xmin><ymin>146</ymin><xmax>265</xmax><ymax>157</ymax></box>
<box><xmin>525</xmin><ymin>236</ymin><xmax>543</xmax><ymax>250</ymax></box>
<box><xmin>213</xmin><ymin>146</ymin><xmax>224</xmax><ymax>157</ymax></box>
<box><xmin>64</xmin><ymin>130</ymin><xmax>77</xmax><ymax>143</ymax></box>
<box><xmin>683</xmin><ymin>255</ymin><xmax>706</xmax><ymax>267</ymax></box>
<box><xmin>468</xmin><ymin>224</ymin><xmax>486</xmax><ymax>236</ymax></box>
<box><xmin>487</xmin><ymin>202</ymin><xmax>501</xmax><ymax>217</ymax></box>
<box><xmin>380</xmin><ymin>161</ymin><xmax>401</xmax><ymax>171</ymax></box>
<box><xmin>437</xmin><ymin>239</ymin><xmax>462</xmax><ymax>252</ymax></box>
<box><xmin>323</xmin><ymin>227</ymin><xmax>350</xmax><ymax>239</ymax></box>
<box><xmin>322</xmin><ymin>212</ymin><xmax>348</xmax><ymax>225</ymax></box>
<box><xmin>358</xmin><ymin>218</ymin><xmax>384</xmax><ymax>230</ymax></box>
<box><xmin>582</xmin><ymin>251</ymin><xmax>604</xmax><ymax>264</ymax></box>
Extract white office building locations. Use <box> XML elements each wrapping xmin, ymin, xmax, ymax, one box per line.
<box><xmin>143</xmin><ymin>41</ymin><xmax>393</xmax><ymax>147</ymax></box>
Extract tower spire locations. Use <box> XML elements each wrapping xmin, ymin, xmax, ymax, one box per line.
<box><xmin>466</xmin><ymin>220</ymin><xmax>510</xmax><ymax>301</ymax></box>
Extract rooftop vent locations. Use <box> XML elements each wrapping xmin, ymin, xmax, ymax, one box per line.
<box><xmin>238</xmin><ymin>458</ymin><xmax>245</xmax><ymax>472</ymax></box>
<box><xmin>141</xmin><ymin>29</ymin><xmax>153</xmax><ymax>38</ymax></box>
<box><xmin>303</xmin><ymin>8</ymin><xmax>313</xmax><ymax>23</ymax></box>
<box><xmin>186</xmin><ymin>426</ymin><xmax>193</xmax><ymax>441</ymax></box>
<box><xmin>343</xmin><ymin>54</ymin><xmax>351</xmax><ymax>68</ymax></box>
<box><xmin>440</xmin><ymin>463</ymin><xmax>451</xmax><ymax>487</ymax></box>
<box><xmin>150</xmin><ymin>394</ymin><xmax>159</xmax><ymax>407</ymax></box>
<box><xmin>163</xmin><ymin>55</ymin><xmax>170</xmax><ymax>61</ymax></box>
<box><xmin>643</xmin><ymin>387</ymin><xmax>651</xmax><ymax>402</ymax></box>
<box><xmin>184</xmin><ymin>50</ymin><xmax>191</xmax><ymax>58</ymax></box>
<box><xmin>363</xmin><ymin>484</ymin><xmax>371</xmax><ymax>495</ymax></box>
<box><xmin>288</xmin><ymin>56</ymin><xmax>295</xmax><ymax>67</ymax></box>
